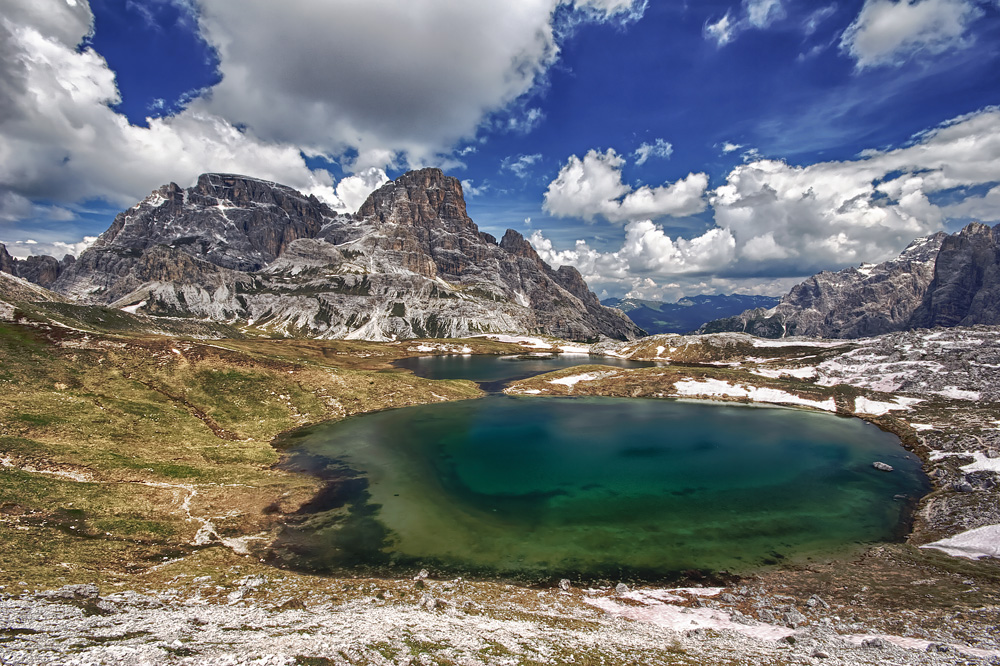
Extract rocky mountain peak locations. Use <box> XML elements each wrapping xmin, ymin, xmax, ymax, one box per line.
<box><xmin>703</xmin><ymin>223</ymin><xmax>1000</xmax><ymax>338</ymax></box>
<box><xmin>897</xmin><ymin>231</ymin><xmax>949</xmax><ymax>263</ymax></box>
<box><xmin>909</xmin><ymin>221</ymin><xmax>1000</xmax><ymax>329</ymax></box>
<box><xmin>56</xmin><ymin>173</ymin><xmax>336</xmax><ymax>298</ymax></box>
<box><xmin>357</xmin><ymin>167</ymin><xmax>470</xmax><ymax>233</ymax></box>
<box><xmin>0</xmin><ymin>243</ymin><xmax>75</xmax><ymax>289</ymax></box>
<box><xmin>499</xmin><ymin>229</ymin><xmax>542</xmax><ymax>262</ymax></box>
<box><xmin>36</xmin><ymin>168</ymin><xmax>642</xmax><ymax>341</ymax></box>
<box><xmin>0</xmin><ymin>243</ymin><xmax>15</xmax><ymax>275</ymax></box>
<box><xmin>190</xmin><ymin>173</ymin><xmax>324</xmax><ymax>211</ymax></box>
<box><xmin>959</xmin><ymin>221</ymin><xmax>993</xmax><ymax>237</ymax></box>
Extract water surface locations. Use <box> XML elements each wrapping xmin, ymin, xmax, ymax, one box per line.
<box><xmin>274</xmin><ymin>389</ymin><xmax>928</xmax><ymax>582</ymax></box>
<box><xmin>393</xmin><ymin>353</ymin><xmax>656</xmax><ymax>391</ymax></box>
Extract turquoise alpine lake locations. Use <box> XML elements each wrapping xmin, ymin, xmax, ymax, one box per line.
<box><xmin>273</xmin><ymin>356</ymin><xmax>929</xmax><ymax>582</ymax></box>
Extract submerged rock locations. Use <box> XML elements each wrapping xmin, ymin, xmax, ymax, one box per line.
<box><xmin>872</xmin><ymin>462</ymin><xmax>894</xmax><ymax>472</ymax></box>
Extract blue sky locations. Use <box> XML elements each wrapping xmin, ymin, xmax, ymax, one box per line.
<box><xmin>1</xmin><ymin>0</ymin><xmax>999</xmax><ymax>300</ymax></box>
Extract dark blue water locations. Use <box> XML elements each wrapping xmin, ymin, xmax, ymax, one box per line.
<box><xmin>393</xmin><ymin>353</ymin><xmax>657</xmax><ymax>391</ymax></box>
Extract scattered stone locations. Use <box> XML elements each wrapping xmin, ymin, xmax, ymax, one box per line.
<box><xmin>811</xmin><ymin>649</ymin><xmax>830</xmax><ymax>659</ymax></box>
<box><xmin>720</xmin><ymin>592</ymin><xmax>738</xmax><ymax>603</ymax></box>
<box><xmin>953</xmin><ymin>482</ymin><xmax>975</xmax><ymax>493</ymax></box>
<box><xmin>872</xmin><ymin>462</ymin><xmax>894</xmax><ymax>472</ymax></box>
<box><xmin>806</xmin><ymin>595</ymin><xmax>829</xmax><ymax>609</ymax></box>
<box><xmin>782</xmin><ymin>609</ymin><xmax>807</xmax><ymax>628</ymax></box>
<box><xmin>278</xmin><ymin>598</ymin><xmax>306</xmax><ymax>611</ymax></box>
<box><xmin>419</xmin><ymin>594</ymin><xmax>439</xmax><ymax>611</ymax></box>
<box><xmin>861</xmin><ymin>637</ymin><xmax>891</xmax><ymax>649</ymax></box>
<box><xmin>40</xmin><ymin>584</ymin><xmax>99</xmax><ymax>600</ymax></box>
<box><xmin>558</xmin><ymin>579</ymin><xmax>571</xmax><ymax>591</ymax></box>
<box><xmin>926</xmin><ymin>643</ymin><xmax>951</xmax><ymax>653</ymax></box>
<box><xmin>729</xmin><ymin>610</ymin><xmax>753</xmax><ymax>624</ymax></box>
<box><xmin>985</xmin><ymin>448</ymin><xmax>1000</xmax><ymax>459</ymax></box>
<box><xmin>414</xmin><ymin>569</ymin><xmax>429</xmax><ymax>581</ymax></box>
<box><xmin>615</xmin><ymin>583</ymin><xmax>629</xmax><ymax>595</ymax></box>
<box><xmin>236</xmin><ymin>575</ymin><xmax>266</xmax><ymax>589</ymax></box>
<box><xmin>757</xmin><ymin>609</ymin><xmax>776</xmax><ymax>623</ymax></box>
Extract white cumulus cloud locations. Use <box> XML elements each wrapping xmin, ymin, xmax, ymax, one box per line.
<box><xmin>744</xmin><ymin>0</ymin><xmax>786</xmax><ymax>28</ymax></box>
<box><xmin>840</xmin><ymin>0</ymin><xmax>984</xmax><ymax>68</ymax></box>
<box><xmin>543</xmin><ymin>149</ymin><xmax>709</xmax><ymax>223</ymax></box>
<box><xmin>533</xmin><ymin>107</ymin><xmax>1000</xmax><ymax>296</ymax></box>
<box><xmin>704</xmin><ymin>11</ymin><xmax>736</xmax><ymax>46</ymax></box>
<box><xmin>1</xmin><ymin>236</ymin><xmax>97</xmax><ymax>259</ymax></box>
<box><xmin>529</xmin><ymin>222</ymin><xmax>735</xmax><ymax>283</ymax></box>
<box><xmin>940</xmin><ymin>184</ymin><xmax>1000</xmax><ymax>221</ymax></box>
<box><xmin>0</xmin><ymin>0</ymin><xmax>646</xmax><ymax>231</ymax></box>
<box><xmin>191</xmin><ymin>0</ymin><xmax>644</xmax><ymax>170</ymax></box>
<box><xmin>0</xmin><ymin>3</ymin><xmax>347</xmax><ymax>211</ymax></box>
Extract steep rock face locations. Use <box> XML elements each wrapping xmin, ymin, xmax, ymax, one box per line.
<box><xmin>701</xmin><ymin>232</ymin><xmax>948</xmax><ymax>338</ymax></box>
<box><xmin>358</xmin><ymin>168</ymin><xmax>502</xmax><ymax>279</ymax></box>
<box><xmin>56</xmin><ymin>174</ymin><xmax>336</xmax><ymax>299</ymax></box>
<box><xmin>16</xmin><ymin>254</ymin><xmax>74</xmax><ymax>289</ymax></box>
<box><xmin>909</xmin><ymin>223</ymin><xmax>1000</xmax><ymax>328</ymax></box>
<box><xmin>0</xmin><ymin>243</ymin><xmax>75</xmax><ymax>289</ymax></box>
<box><xmin>0</xmin><ymin>243</ymin><xmax>15</xmax><ymax>275</ymax></box>
<box><xmin>49</xmin><ymin>169</ymin><xmax>642</xmax><ymax>341</ymax></box>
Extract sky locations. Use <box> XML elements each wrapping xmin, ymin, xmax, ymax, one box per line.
<box><xmin>1</xmin><ymin>0</ymin><xmax>999</xmax><ymax>301</ymax></box>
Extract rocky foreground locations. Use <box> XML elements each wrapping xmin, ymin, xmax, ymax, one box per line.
<box><xmin>3</xmin><ymin>570</ymin><xmax>999</xmax><ymax>666</ymax></box>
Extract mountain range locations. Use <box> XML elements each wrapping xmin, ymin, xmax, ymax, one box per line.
<box><xmin>3</xmin><ymin>168</ymin><xmax>999</xmax><ymax>343</ymax></box>
<box><xmin>602</xmin><ymin>294</ymin><xmax>780</xmax><ymax>335</ymax></box>
<box><xmin>1</xmin><ymin>169</ymin><xmax>641</xmax><ymax>342</ymax></box>
<box><xmin>701</xmin><ymin>222</ymin><xmax>1000</xmax><ymax>338</ymax></box>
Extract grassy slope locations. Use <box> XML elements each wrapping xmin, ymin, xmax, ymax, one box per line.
<box><xmin>0</xmin><ymin>319</ymin><xmax>519</xmax><ymax>588</ymax></box>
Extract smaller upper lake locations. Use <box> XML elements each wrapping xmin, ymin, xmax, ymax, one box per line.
<box><xmin>393</xmin><ymin>352</ymin><xmax>657</xmax><ymax>390</ymax></box>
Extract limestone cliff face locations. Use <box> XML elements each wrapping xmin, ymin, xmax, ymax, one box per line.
<box><xmin>357</xmin><ymin>168</ymin><xmax>503</xmax><ymax>279</ymax></box>
<box><xmin>57</xmin><ymin>174</ymin><xmax>335</xmax><ymax>301</ymax></box>
<box><xmin>49</xmin><ymin>169</ymin><xmax>642</xmax><ymax>341</ymax></box>
<box><xmin>702</xmin><ymin>223</ymin><xmax>1000</xmax><ymax>339</ymax></box>
<box><xmin>0</xmin><ymin>243</ymin><xmax>75</xmax><ymax>289</ymax></box>
<box><xmin>909</xmin><ymin>222</ymin><xmax>1000</xmax><ymax>328</ymax></box>
<box><xmin>0</xmin><ymin>244</ymin><xmax>16</xmax><ymax>276</ymax></box>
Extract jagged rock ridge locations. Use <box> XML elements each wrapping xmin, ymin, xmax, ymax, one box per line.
<box><xmin>701</xmin><ymin>223</ymin><xmax>1000</xmax><ymax>338</ymax></box>
<box><xmin>45</xmin><ymin>169</ymin><xmax>642</xmax><ymax>341</ymax></box>
<box><xmin>0</xmin><ymin>243</ymin><xmax>76</xmax><ymax>289</ymax></box>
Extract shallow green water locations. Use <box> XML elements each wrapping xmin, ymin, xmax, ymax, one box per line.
<box><xmin>275</xmin><ymin>393</ymin><xmax>928</xmax><ymax>582</ymax></box>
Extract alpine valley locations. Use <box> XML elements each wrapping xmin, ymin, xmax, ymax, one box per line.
<box><xmin>2</xmin><ymin>169</ymin><xmax>1000</xmax><ymax>666</ymax></box>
